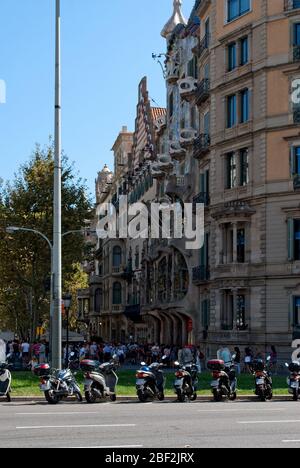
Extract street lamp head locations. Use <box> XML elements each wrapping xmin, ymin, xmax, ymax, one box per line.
<box><xmin>6</xmin><ymin>226</ymin><xmax>20</xmax><ymax>234</ymax></box>
<box><xmin>63</xmin><ymin>293</ymin><xmax>72</xmax><ymax>310</ymax></box>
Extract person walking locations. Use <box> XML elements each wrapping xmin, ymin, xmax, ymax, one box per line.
<box><xmin>244</xmin><ymin>347</ymin><xmax>253</xmax><ymax>373</ymax></box>
<box><xmin>21</xmin><ymin>340</ymin><xmax>30</xmax><ymax>365</ymax></box>
<box><xmin>233</xmin><ymin>347</ymin><xmax>241</xmax><ymax>375</ymax></box>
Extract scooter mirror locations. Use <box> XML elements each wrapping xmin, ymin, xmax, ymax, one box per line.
<box><xmin>285</xmin><ymin>363</ymin><xmax>289</xmax><ymax>368</ymax></box>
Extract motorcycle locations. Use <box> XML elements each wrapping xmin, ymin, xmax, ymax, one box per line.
<box><xmin>252</xmin><ymin>357</ymin><xmax>273</xmax><ymax>402</ymax></box>
<box><xmin>0</xmin><ymin>358</ymin><xmax>12</xmax><ymax>402</ymax></box>
<box><xmin>136</xmin><ymin>358</ymin><xmax>167</xmax><ymax>403</ymax></box>
<box><xmin>34</xmin><ymin>353</ymin><xmax>83</xmax><ymax>405</ymax></box>
<box><xmin>207</xmin><ymin>358</ymin><xmax>237</xmax><ymax>402</ymax></box>
<box><xmin>80</xmin><ymin>356</ymin><xmax>119</xmax><ymax>404</ymax></box>
<box><xmin>285</xmin><ymin>361</ymin><xmax>300</xmax><ymax>401</ymax></box>
<box><xmin>174</xmin><ymin>361</ymin><xmax>198</xmax><ymax>402</ymax></box>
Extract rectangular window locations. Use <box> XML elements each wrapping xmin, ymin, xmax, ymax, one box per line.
<box><xmin>289</xmin><ymin>219</ymin><xmax>300</xmax><ymax>261</ymax></box>
<box><xmin>294</xmin><ymin>23</ymin><xmax>300</xmax><ymax>46</ymax></box>
<box><xmin>291</xmin><ymin>146</ymin><xmax>300</xmax><ymax>175</ymax></box>
<box><xmin>221</xmin><ymin>292</ymin><xmax>234</xmax><ymax>331</ymax></box>
<box><xmin>236</xmin><ymin>295</ymin><xmax>247</xmax><ymax>330</ymax></box>
<box><xmin>295</xmin><ymin>220</ymin><xmax>300</xmax><ymax>261</ymax></box>
<box><xmin>294</xmin><ymin>297</ymin><xmax>300</xmax><ymax>327</ymax></box>
<box><xmin>237</xmin><ymin>229</ymin><xmax>246</xmax><ymax>263</ymax></box>
<box><xmin>240</xmin><ymin>148</ymin><xmax>249</xmax><ymax>185</ymax></box>
<box><xmin>227</xmin><ymin>94</ymin><xmax>237</xmax><ymax>128</ymax></box>
<box><xmin>240</xmin><ymin>36</ymin><xmax>249</xmax><ymax>65</ymax></box>
<box><xmin>228</xmin><ymin>0</ymin><xmax>250</xmax><ymax>22</ymax></box>
<box><xmin>228</xmin><ymin>43</ymin><xmax>237</xmax><ymax>71</ymax></box>
<box><xmin>204</xmin><ymin>111</ymin><xmax>210</xmax><ymax>135</ymax></box>
<box><xmin>226</xmin><ymin>152</ymin><xmax>237</xmax><ymax>189</ymax></box>
<box><xmin>201</xmin><ymin>299</ymin><xmax>211</xmax><ymax>329</ymax></box>
<box><xmin>240</xmin><ymin>88</ymin><xmax>249</xmax><ymax>123</ymax></box>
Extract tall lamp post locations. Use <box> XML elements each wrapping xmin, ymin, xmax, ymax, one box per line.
<box><xmin>63</xmin><ymin>293</ymin><xmax>72</xmax><ymax>366</ymax></box>
<box><xmin>53</xmin><ymin>0</ymin><xmax>62</xmax><ymax>370</ymax></box>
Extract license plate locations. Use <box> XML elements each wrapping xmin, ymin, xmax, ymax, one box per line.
<box><xmin>256</xmin><ymin>379</ymin><xmax>264</xmax><ymax>385</ymax></box>
<box><xmin>40</xmin><ymin>384</ymin><xmax>50</xmax><ymax>391</ymax></box>
<box><xmin>174</xmin><ymin>379</ymin><xmax>183</xmax><ymax>387</ymax></box>
<box><xmin>211</xmin><ymin>380</ymin><xmax>219</xmax><ymax>388</ymax></box>
<box><xmin>136</xmin><ymin>379</ymin><xmax>146</xmax><ymax>386</ymax></box>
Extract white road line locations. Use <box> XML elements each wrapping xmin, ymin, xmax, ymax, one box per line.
<box><xmin>16</xmin><ymin>424</ymin><xmax>136</xmax><ymax>430</ymax></box>
<box><xmin>198</xmin><ymin>408</ymin><xmax>284</xmax><ymax>413</ymax></box>
<box><xmin>282</xmin><ymin>440</ymin><xmax>300</xmax><ymax>444</ymax></box>
<box><xmin>238</xmin><ymin>420</ymin><xmax>300</xmax><ymax>425</ymax></box>
<box><xmin>16</xmin><ymin>412</ymin><xmax>100</xmax><ymax>416</ymax></box>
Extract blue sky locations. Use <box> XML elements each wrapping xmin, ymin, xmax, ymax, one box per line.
<box><xmin>0</xmin><ymin>0</ymin><xmax>195</xmax><ymax>194</ymax></box>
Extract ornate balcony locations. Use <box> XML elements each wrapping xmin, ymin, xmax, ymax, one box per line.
<box><xmin>192</xmin><ymin>266</ymin><xmax>210</xmax><ymax>283</ymax></box>
<box><xmin>151</xmin><ymin>165</ymin><xmax>166</xmax><ymax>180</ymax></box>
<box><xmin>193</xmin><ymin>134</ymin><xmax>211</xmax><ymax>159</ymax></box>
<box><xmin>166</xmin><ymin>62</ymin><xmax>180</xmax><ymax>84</ymax></box>
<box><xmin>195</xmin><ymin>78</ymin><xmax>210</xmax><ymax>106</ymax></box>
<box><xmin>170</xmin><ymin>141</ymin><xmax>186</xmax><ymax>162</ymax></box>
<box><xmin>180</xmin><ymin>128</ymin><xmax>197</xmax><ymax>149</ymax></box>
<box><xmin>156</xmin><ymin>154</ymin><xmax>174</xmax><ymax>173</ymax></box>
<box><xmin>178</xmin><ymin>77</ymin><xmax>198</xmax><ymax>101</ymax></box>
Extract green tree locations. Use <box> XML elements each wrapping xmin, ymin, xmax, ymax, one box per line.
<box><xmin>0</xmin><ymin>143</ymin><xmax>93</xmax><ymax>339</ymax></box>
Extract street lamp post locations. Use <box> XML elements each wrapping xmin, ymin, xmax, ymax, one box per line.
<box><xmin>63</xmin><ymin>293</ymin><xmax>72</xmax><ymax>367</ymax></box>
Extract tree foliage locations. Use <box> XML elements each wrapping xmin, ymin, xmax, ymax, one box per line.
<box><xmin>0</xmin><ymin>143</ymin><xmax>93</xmax><ymax>339</ymax></box>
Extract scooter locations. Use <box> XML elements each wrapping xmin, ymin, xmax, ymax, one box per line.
<box><xmin>136</xmin><ymin>358</ymin><xmax>167</xmax><ymax>403</ymax></box>
<box><xmin>208</xmin><ymin>358</ymin><xmax>237</xmax><ymax>402</ymax></box>
<box><xmin>252</xmin><ymin>357</ymin><xmax>273</xmax><ymax>402</ymax></box>
<box><xmin>174</xmin><ymin>361</ymin><xmax>198</xmax><ymax>402</ymax></box>
<box><xmin>0</xmin><ymin>360</ymin><xmax>12</xmax><ymax>402</ymax></box>
<box><xmin>285</xmin><ymin>361</ymin><xmax>300</xmax><ymax>401</ymax></box>
<box><xmin>81</xmin><ymin>356</ymin><xmax>119</xmax><ymax>404</ymax></box>
<box><xmin>35</xmin><ymin>353</ymin><xmax>83</xmax><ymax>405</ymax></box>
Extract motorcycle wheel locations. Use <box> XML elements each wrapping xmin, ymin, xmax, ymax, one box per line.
<box><xmin>6</xmin><ymin>392</ymin><xmax>11</xmax><ymax>403</ymax></box>
<box><xmin>267</xmin><ymin>391</ymin><xmax>273</xmax><ymax>401</ymax></box>
<box><xmin>229</xmin><ymin>392</ymin><xmax>237</xmax><ymax>401</ymax></box>
<box><xmin>76</xmin><ymin>392</ymin><xmax>83</xmax><ymax>402</ymax></box>
<box><xmin>177</xmin><ymin>393</ymin><xmax>186</xmax><ymax>403</ymax></box>
<box><xmin>157</xmin><ymin>392</ymin><xmax>165</xmax><ymax>401</ymax></box>
<box><xmin>189</xmin><ymin>393</ymin><xmax>197</xmax><ymax>402</ymax></box>
<box><xmin>293</xmin><ymin>389</ymin><xmax>299</xmax><ymax>401</ymax></box>
<box><xmin>213</xmin><ymin>390</ymin><xmax>222</xmax><ymax>402</ymax></box>
<box><xmin>85</xmin><ymin>391</ymin><xmax>98</xmax><ymax>404</ymax></box>
<box><xmin>45</xmin><ymin>390</ymin><xmax>60</xmax><ymax>405</ymax></box>
<box><xmin>137</xmin><ymin>390</ymin><xmax>148</xmax><ymax>403</ymax></box>
<box><xmin>110</xmin><ymin>394</ymin><xmax>117</xmax><ymax>402</ymax></box>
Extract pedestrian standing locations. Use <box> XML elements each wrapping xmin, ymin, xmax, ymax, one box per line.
<box><xmin>233</xmin><ymin>347</ymin><xmax>241</xmax><ymax>375</ymax></box>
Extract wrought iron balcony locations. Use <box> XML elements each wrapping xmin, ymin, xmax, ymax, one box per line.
<box><xmin>192</xmin><ymin>266</ymin><xmax>210</xmax><ymax>283</ymax></box>
<box><xmin>293</xmin><ymin>45</ymin><xmax>300</xmax><ymax>62</ymax></box>
<box><xmin>193</xmin><ymin>134</ymin><xmax>211</xmax><ymax>159</ymax></box>
<box><xmin>195</xmin><ymin>79</ymin><xmax>210</xmax><ymax>106</ymax></box>
<box><xmin>294</xmin><ymin>108</ymin><xmax>300</xmax><ymax>123</ymax></box>
<box><xmin>294</xmin><ymin>174</ymin><xmax>300</xmax><ymax>190</ymax></box>
<box><xmin>195</xmin><ymin>34</ymin><xmax>210</xmax><ymax>58</ymax></box>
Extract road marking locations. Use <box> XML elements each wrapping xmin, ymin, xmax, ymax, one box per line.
<box><xmin>198</xmin><ymin>408</ymin><xmax>284</xmax><ymax>413</ymax></box>
<box><xmin>16</xmin><ymin>412</ymin><xmax>100</xmax><ymax>416</ymax></box>
<box><xmin>238</xmin><ymin>420</ymin><xmax>300</xmax><ymax>425</ymax></box>
<box><xmin>16</xmin><ymin>424</ymin><xmax>136</xmax><ymax>430</ymax></box>
<box><xmin>282</xmin><ymin>440</ymin><xmax>300</xmax><ymax>444</ymax></box>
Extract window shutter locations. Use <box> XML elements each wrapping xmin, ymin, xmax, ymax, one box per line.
<box><xmin>288</xmin><ymin>218</ymin><xmax>295</xmax><ymax>261</ymax></box>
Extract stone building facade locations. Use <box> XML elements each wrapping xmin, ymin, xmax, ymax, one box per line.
<box><xmin>78</xmin><ymin>0</ymin><xmax>300</xmax><ymax>361</ymax></box>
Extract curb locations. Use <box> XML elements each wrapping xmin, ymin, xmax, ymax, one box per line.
<box><xmin>9</xmin><ymin>395</ymin><xmax>293</xmax><ymax>403</ymax></box>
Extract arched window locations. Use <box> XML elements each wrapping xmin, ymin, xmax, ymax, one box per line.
<box><xmin>94</xmin><ymin>288</ymin><xmax>103</xmax><ymax>314</ymax></box>
<box><xmin>113</xmin><ymin>246</ymin><xmax>122</xmax><ymax>268</ymax></box>
<box><xmin>113</xmin><ymin>282</ymin><xmax>122</xmax><ymax>305</ymax></box>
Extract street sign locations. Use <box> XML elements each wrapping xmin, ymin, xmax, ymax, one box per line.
<box><xmin>36</xmin><ymin>327</ymin><xmax>45</xmax><ymax>337</ymax></box>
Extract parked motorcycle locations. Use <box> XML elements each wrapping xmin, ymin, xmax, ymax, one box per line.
<box><xmin>0</xmin><ymin>358</ymin><xmax>12</xmax><ymax>402</ymax></box>
<box><xmin>136</xmin><ymin>358</ymin><xmax>167</xmax><ymax>402</ymax></box>
<box><xmin>252</xmin><ymin>357</ymin><xmax>273</xmax><ymax>402</ymax></box>
<box><xmin>207</xmin><ymin>358</ymin><xmax>237</xmax><ymax>402</ymax></box>
<box><xmin>34</xmin><ymin>354</ymin><xmax>82</xmax><ymax>405</ymax></box>
<box><xmin>285</xmin><ymin>361</ymin><xmax>300</xmax><ymax>401</ymax></box>
<box><xmin>174</xmin><ymin>361</ymin><xmax>198</xmax><ymax>402</ymax></box>
<box><xmin>80</xmin><ymin>356</ymin><xmax>119</xmax><ymax>404</ymax></box>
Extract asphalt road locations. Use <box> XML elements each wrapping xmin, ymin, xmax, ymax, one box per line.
<box><xmin>1</xmin><ymin>399</ymin><xmax>300</xmax><ymax>448</ymax></box>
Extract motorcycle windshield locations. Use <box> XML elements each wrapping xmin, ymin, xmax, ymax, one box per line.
<box><xmin>0</xmin><ymin>340</ymin><xmax>6</xmax><ymax>363</ymax></box>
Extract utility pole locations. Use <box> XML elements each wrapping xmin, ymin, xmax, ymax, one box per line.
<box><xmin>52</xmin><ymin>0</ymin><xmax>62</xmax><ymax>369</ymax></box>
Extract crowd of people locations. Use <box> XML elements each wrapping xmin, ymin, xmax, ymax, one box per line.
<box><xmin>2</xmin><ymin>338</ymin><xmax>279</xmax><ymax>374</ymax></box>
